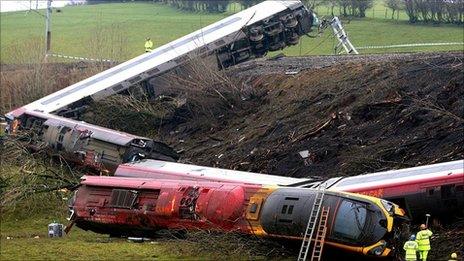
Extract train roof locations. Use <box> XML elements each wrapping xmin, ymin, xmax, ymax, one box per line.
<box><xmin>117</xmin><ymin>159</ymin><xmax>463</xmax><ymax>192</ymax></box>
<box><xmin>116</xmin><ymin>159</ymin><xmax>311</xmax><ymax>186</ymax></box>
<box><xmin>80</xmin><ymin>175</ymin><xmax>257</xmax><ymax>190</ymax></box>
<box><xmin>330</xmin><ymin>160</ymin><xmax>464</xmax><ymax>191</ymax></box>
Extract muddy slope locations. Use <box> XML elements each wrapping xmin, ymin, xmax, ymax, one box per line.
<box><xmin>145</xmin><ymin>52</ymin><xmax>463</xmax><ymax>178</ymax></box>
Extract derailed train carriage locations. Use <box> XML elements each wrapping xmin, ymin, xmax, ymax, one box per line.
<box><xmin>9</xmin><ymin>110</ymin><xmax>178</xmax><ymax>173</ymax></box>
<box><xmin>4</xmin><ymin>0</ymin><xmax>317</xmax><ymax>173</ymax></box>
<box><xmin>5</xmin><ymin>0</ymin><xmax>316</xmax><ymax>117</ymax></box>
<box><xmin>69</xmin><ymin>176</ymin><xmax>409</xmax><ymax>257</ymax></box>
<box><xmin>114</xmin><ymin>159</ymin><xmax>464</xmax><ymax>220</ymax></box>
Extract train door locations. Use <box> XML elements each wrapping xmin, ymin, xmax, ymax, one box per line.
<box><xmin>273</xmin><ymin>195</ymin><xmax>310</xmax><ymax>236</ymax></box>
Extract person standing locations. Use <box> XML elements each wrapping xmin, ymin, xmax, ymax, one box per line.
<box><xmin>416</xmin><ymin>224</ymin><xmax>433</xmax><ymax>261</ymax></box>
<box><xmin>145</xmin><ymin>37</ymin><xmax>153</xmax><ymax>52</ymax></box>
<box><xmin>403</xmin><ymin>235</ymin><xmax>419</xmax><ymax>261</ymax></box>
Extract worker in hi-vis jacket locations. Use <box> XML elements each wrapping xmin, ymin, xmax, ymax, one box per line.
<box><xmin>403</xmin><ymin>234</ymin><xmax>419</xmax><ymax>261</ymax></box>
<box><xmin>416</xmin><ymin>224</ymin><xmax>433</xmax><ymax>261</ymax></box>
<box><xmin>145</xmin><ymin>37</ymin><xmax>153</xmax><ymax>52</ymax></box>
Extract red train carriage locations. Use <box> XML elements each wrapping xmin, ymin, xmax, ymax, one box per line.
<box><xmin>114</xmin><ymin>159</ymin><xmax>464</xmax><ymax>219</ymax></box>
<box><xmin>70</xmin><ymin>176</ymin><xmax>408</xmax><ymax>257</ymax></box>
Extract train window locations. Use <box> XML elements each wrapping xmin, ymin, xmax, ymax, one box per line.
<box><xmin>288</xmin><ymin>205</ymin><xmax>294</xmax><ymax>215</ymax></box>
<box><xmin>333</xmin><ymin>200</ymin><xmax>367</xmax><ymax>241</ymax></box>
<box><xmin>427</xmin><ymin>188</ymin><xmax>435</xmax><ymax>196</ymax></box>
<box><xmin>456</xmin><ymin>185</ymin><xmax>464</xmax><ymax>192</ymax></box>
<box><xmin>285</xmin><ymin>197</ymin><xmax>299</xmax><ymax>201</ymax></box>
<box><xmin>281</xmin><ymin>205</ymin><xmax>288</xmax><ymax>214</ymax></box>
<box><xmin>249</xmin><ymin>203</ymin><xmax>258</xmax><ymax>214</ymax></box>
<box><xmin>110</xmin><ymin>189</ymin><xmax>138</xmax><ymax>209</ymax></box>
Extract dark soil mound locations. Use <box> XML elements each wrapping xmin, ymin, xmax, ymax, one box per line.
<box><xmin>148</xmin><ymin>52</ymin><xmax>463</xmax><ymax>178</ymax></box>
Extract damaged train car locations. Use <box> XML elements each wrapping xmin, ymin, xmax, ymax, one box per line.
<box><xmin>5</xmin><ymin>0</ymin><xmax>316</xmax><ymax>118</ymax></box>
<box><xmin>9</xmin><ymin>110</ymin><xmax>178</xmax><ymax>173</ymax></box>
<box><xmin>114</xmin><ymin>159</ymin><xmax>464</xmax><ymax>220</ymax></box>
<box><xmin>69</xmin><ymin>176</ymin><xmax>409</xmax><ymax>257</ymax></box>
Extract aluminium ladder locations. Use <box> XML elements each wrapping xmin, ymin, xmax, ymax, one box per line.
<box><xmin>310</xmin><ymin>206</ymin><xmax>330</xmax><ymax>261</ymax></box>
<box><xmin>297</xmin><ymin>186</ymin><xmax>326</xmax><ymax>261</ymax></box>
<box><xmin>331</xmin><ymin>16</ymin><xmax>358</xmax><ymax>55</ymax></box>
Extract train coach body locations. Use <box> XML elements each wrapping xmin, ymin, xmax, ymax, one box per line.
<box><xmin>70</xmin><ymin>176</ymin><xmax>408</xmax><ymax>257</ymax></box>
<box><xmin>115</xmin><ymin>159</ymin><xmax>464</xmax><ymax>219</ymax></box>
<box><xmin>6</xmin><ymin>1</ymin><xmax>315</xmax><ymax>117</ymax></box>
<box><xmin>12</xmin><ymin>110</ymin><xmax>178</xmax><ymax>172</ymax></box>
<box><xmin>115</xmin><ymin>159</ymin><xmax>306</xmax><ymax>185</ymax></box>
<box><xmin>328</xmin><ymin>160</ymin><xmax>464</xmax><ymax>219</ymax></box>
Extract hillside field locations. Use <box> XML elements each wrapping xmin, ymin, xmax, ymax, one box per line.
<box><xmin>1</xmin><ymin>1</ymin><xmax>463</xmax><ymax>63</ymax></box>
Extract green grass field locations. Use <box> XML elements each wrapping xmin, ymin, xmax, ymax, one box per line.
<box><xmin>0</xmin><ymin>216</ymin><xmax>251</xmax><ymax>260</ymax></box>
<box><xmin>0</xmin><ymin>2</ymin><xmax>462</xmax><ymax>63</ymax></box>
<box><xmin>0</xmin><ymin>199</ymin><xmax>266</xmax><ymax>260</ymax></box>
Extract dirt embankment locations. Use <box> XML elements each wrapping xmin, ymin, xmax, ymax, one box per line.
<box><xmin>139</xmin><ymin>52</ymin><xmax>463</xmax><ymax>179</ymax></box>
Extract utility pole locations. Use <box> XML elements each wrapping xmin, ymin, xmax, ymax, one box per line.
<box><xmin>45</xmin><ymin>0</ymin><xmax>52</xmax><ymax>55</ymax></box>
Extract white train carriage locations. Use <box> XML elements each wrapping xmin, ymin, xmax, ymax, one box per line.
<box><xmin>115</xmin><ymin>158</ymin><xmax>309</xmax><ymax>186</ymax></box>
<box><xmin>6</xmin><ymin>0</ymin><xmax>315</xmax><ymax>119</ymax></box>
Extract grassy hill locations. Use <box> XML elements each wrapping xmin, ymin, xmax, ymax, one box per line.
<box><xmin>1</xmin><ymin>2</ymin><xmax>463</xmax><ymax>63</ymax></box>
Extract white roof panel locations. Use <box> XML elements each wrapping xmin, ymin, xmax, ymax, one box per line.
<box><xmin>116</xmin><ymin>159</ymin><xmax>310</xmax><ymax>186</ymax></box>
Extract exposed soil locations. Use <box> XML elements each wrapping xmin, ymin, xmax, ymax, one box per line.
<box><xmin>142</xmin><ymin>52</ymin><xmax>463</xmax><ymax>178</ymax></box>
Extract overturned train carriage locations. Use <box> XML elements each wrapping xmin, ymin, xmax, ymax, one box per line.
<box><xmin>115</xmin><ymin>159</ymin><xmax>464</xmax><ymax>220</ymax></box>
<box><xmin>70</xmin><ymin>176</ymin><xmax>409</xmax><ymax>257</ymax></box>
<box><xmin>11</xmin><ymin>111</ymin><xmax>178</xmax><ymax>173</ymax></box>
<box><xmin>6</xmin><ymin>1</ymin><xmax>315</xmax><ymax>118</ymax></box>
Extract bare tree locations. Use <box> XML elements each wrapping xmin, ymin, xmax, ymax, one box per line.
<box><xmin>323</xmin><ymin>0</ymin><xmax>339</xmax><ymax>16</ymax></box>
<box><xmin>385</xmin><ymin>0</ymin><xmax>403</xmax><ymax>19</ymax></box>
<box><xmin>403</xmin><ymin>0</ymin><xmax>463</xmax><ymax>24</ymax></box>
